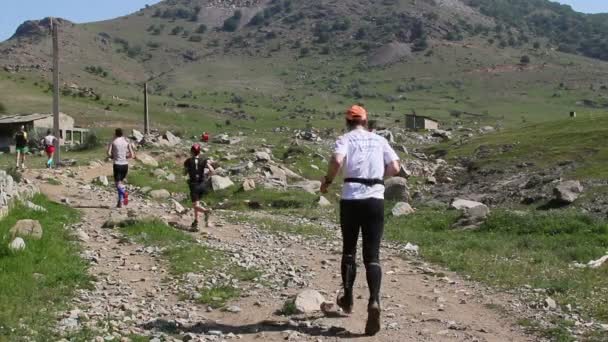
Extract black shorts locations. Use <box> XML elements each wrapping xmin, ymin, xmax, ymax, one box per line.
<box><xmin>189</xmin><ymin>182</ymin><xmax>208</xmax><ymax>202</ymax></box>
<box><xmin>113</xmin><ymin>164</ymin><xmax>129</xmax><ymax>182</ymax></box>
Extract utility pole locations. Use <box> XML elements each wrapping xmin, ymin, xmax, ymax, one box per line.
<box><xmin>52</xmin><ymin>18</ymin><xmax>61</xmax><ymax>166</ymax></box>
<box><xmin>144</xmin><ymin>82</ymin><xmax>149</xmax><ymax>134</ymax></box>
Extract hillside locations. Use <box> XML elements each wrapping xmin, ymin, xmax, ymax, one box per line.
<box><xmin>0</xmin><ymin>0</ymin><xmax>607</xmax><ymax>134</ymax></box>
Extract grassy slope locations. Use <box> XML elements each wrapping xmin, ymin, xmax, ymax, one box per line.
<box><xmin>0</xmin><ymin>195</ymin><xmax>90</xmax><ymax>341</ymax></box>
<box><xmin>436</xmin><ymin>115</ymin><xmax>608</xmax><ymax>179</ymax></box>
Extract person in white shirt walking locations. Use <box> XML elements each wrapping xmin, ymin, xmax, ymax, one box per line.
<box><xmin>107</xmin><ymin>128</ymin><xmax>135</xmax><ymax>208</ymax></box>
<box><xmin>42</xmin><ymin>130</ymin><xmax>57</xmax><ymax>168</ymax></box>
<box><xmin>321</xmin><ymin>105</ymin><xmax>400</xmax><ymax>336</ymax></box>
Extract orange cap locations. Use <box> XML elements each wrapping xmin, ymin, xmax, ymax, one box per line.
<box><xmin>346</xmin><ymin>105</ymin><xmax>368</xmax><ymax>120</ymax></box>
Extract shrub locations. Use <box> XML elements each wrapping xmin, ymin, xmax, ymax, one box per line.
<box><xmin>196</xmin><ymin>24</ymin><xmax>207</xmax><ymax>34</ymax></box>
<box><xmin>189</xmin><ymin>35</ymin><xmax>203</xmax><ymax>42</ymax></box>
<box><xmin>0</xmin><ymin>102</ymin><xmax>6</xmax><ymax>114</ymax></box>
<box><xmin>73</xmin><ymin>131</ymin><xmax>100</xmax><ymax>151</ymax></box>
<box><xmin>171</xmin><ymin>26</ymin><xmax>184</xmax><ymax>35</ymax></box>
<box><xmin>520</xmin><ymin>55</ymin><xmax>531</xmax><ymax>65</ymax></box>
<box><xmin>223</xmin><ymin>15</ymin><xmax>240</xmax><ymax>32</ymax></box>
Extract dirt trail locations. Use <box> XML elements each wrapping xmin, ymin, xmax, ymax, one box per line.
<box><xmin>28</xmin><ymin>164</ymin><xmax>534</xmax><ymax>342</ymax></box>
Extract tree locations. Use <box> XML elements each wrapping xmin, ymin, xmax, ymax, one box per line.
<box><xmin>533</xmin><ymin>41</ymin><xmax>541</xmax><ymax>49</ymax></box>
<box><xmin>520</xmin><ymin>55</ymin><xmax>531</xmax><ymax>65</ymax></box>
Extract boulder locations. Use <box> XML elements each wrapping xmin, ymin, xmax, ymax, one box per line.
<box><xmin>165</xmin><ymin>173</ymin><xmax>177</xmax><ymax>182</ymax></box>
<box><xmin>23</xmin><ymin>200</ymin><xmax>46</xmax><ymax>212</ymax></box>
<box><xmin>211</xmin><ymin>176</ymin><xmax>235</xmax><ymax>191</ymax></box>
<box><xmin>102</xmin><ymin>212</ymin><xmax>129</xmax><ymax>228</ymax></box>
<box><xmin>295</xmin><ymin>290</ymin><xmax>326</xmax><ymax>314</ymax></box>
<box><xmin>392</xmin><ymin>202</ymin><xmax>414</xmax><ymax>217</ymax></box>
<box><xmin>279</xmin><ymin>166</ymin><xmax>304</xmax><ymax>180</ymax></box>
<box><xmin>9</xmin><ymin>237</ymin><xmax>26</xmax><ymax>251</ymax></box>
<box><xmin>10</xmin><ymin>219</ymin><xmax>43</xmax><ymax>240</ymax></box>
<box><xmin>136</xmin><ymin>153</ymin><xmax>159</xmax><ymax>167</ymax></box>
<box><xmin>553</xmin><ymin>180</ymin><xmax>583</xmax><ymax>204</ymax></box>
<box><xmin>318</xmin><ymin>196</ymin><xmax>332</xmax><ymax>207</ymax></box>
<box><xmin>384</xmin><ymin>177</ymin><xmax>410</xmax><ymax>201</ymax></box>
<box><xmin>544</xmin><ymin>297</ymin><xmax>557</xmax><ymax>310</ymax></box>
<box><xmin>242</xmin><ymin>179</ymin><xmax>256</xmax><ymax>192</ymax></box>
<box><xmin>149</xmin><ymin>189</ymin><xmax>171</xmax><ymax>200</ymax></box>
<box><xmin>153</xmin><ymin>169</ymin><xmax>167</xmax><ymax>178</ymax></box>
<box><xmin>289</xmin><ymin>180</ymin><xmax>321</xmax><ymax>194</ymax></box>
<box><xmin>171</xmin><ymin>199</ymin><xmax>187</xmax><ymax>214</ymax></box>
<box><xmin>254</xmin><ymin>151</ymin><xmax>272</xmax><ymax>162</ymax></box>
<box><xmin>97</xmin><ymin>175</ymin><xmax>109</xmax><ymax>187</ymax></box>
<box><xmin>432</xmin><ymin>129</ymin><xmax>452</xmax><ymax>140</ymax></box>
<box><xmin>264</xmin><ymin>165</ymin><xmax>287</xmax><ymax>184</ymax></box>
<box><xmin>215</xmin><ymin>134</ymin><xmax>241</xmax><ymax>145</ymax></box>
<box><xmin>131</xmin><ymin>129</ymin><xmax>144</xmax><ymax>143</ymax></box>
<box><xmin>163</xmin><ymin>131</ymin><xmax>181</xmax><ymax>146</ymax></box>
<box><xmin>451</xmin><ymin>199</ymin><xmax>487</xmax><ymax>211</ymax></box>
<box><xmin>376</xmin><ymin>130</ymin><xmax>395</xmax><ymax>143</ymax></box>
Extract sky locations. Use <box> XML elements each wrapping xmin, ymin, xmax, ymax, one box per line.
<box><xmin>0</xmin><ymin>0</ymin><xmax>162</xmax><ymax>42</ymax></box>
<box><xmin>1</xmin><ymin>0</ymin><xmax>607</xmax><ymax>42</ymax></box>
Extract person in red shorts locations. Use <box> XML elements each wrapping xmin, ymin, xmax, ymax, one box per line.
<box><xmin>42</xmin><ymin>129</ymin><xmax>58</xmax><ymax>168</ymax></box>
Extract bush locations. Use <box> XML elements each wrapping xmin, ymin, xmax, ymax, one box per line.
<box><xmin>189</xmin><ymin>35</ymin><xmax>203</xmax><ymax>42</ymax></box>
<box><xmin>72</xmin><ymin>131</ymin><xmax>100</xmax><ymax>151</ymax></box>
<box><xmin>171</xmin><ymin>26</ymin><xmax>184</xmax><ymax>35</ymax></box>
<box><xmin>520</xmin><ymin>55</ymin><xmax>531</xmax><ymax>65</ymax></box>
<box><xmin>0</xmin><ymin>102</ymin><xmax>6</xmax><ymax>114</ymax></box>
<box><xmin>223</xmin><ymin>16</ymin><xmax>240</xmax><ymax>32</ymax></box>
<box><xmin>196</xmin><ymin>24</ymin><xmax>207</xmax><ymax>34</ymax></box>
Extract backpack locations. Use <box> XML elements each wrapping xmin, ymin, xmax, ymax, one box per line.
<box><xmin>185</xmin><ymin>156</ymin><xmax>208</xmax><ymax>184</ymax></box>
<box><xmin>15</xmin><ymin>131</ymin><xmax>27</xmax><ymax>147</ymax></box>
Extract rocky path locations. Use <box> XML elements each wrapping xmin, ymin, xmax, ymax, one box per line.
<box><xmin>28</xmin><ymin>164</ymin><xmax>535</xmax><ymax>342</ymax></box>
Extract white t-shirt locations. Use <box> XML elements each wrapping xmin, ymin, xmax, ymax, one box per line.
<box><xmin>43</xmin><ymin>135</ymin><xmax>56</xmax><ymax>147</ymax></box>
<box><xmin>334</xmin><ymin>128</ymin><xmax>400</xmax><ymax>200</ymax></box>
<box><xmin>111</xmin><ymin>137</ymin><xmax>130</xmax><ymax>166</ymax></box>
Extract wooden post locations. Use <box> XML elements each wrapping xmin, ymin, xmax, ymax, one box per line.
<box><xmin>144</xmin><ymin>82</ymin><xmax>149</xmax><ymax>134</ymax></box>
<box><xmin>52</xmin><ymin>18</ymin><xmax>61</xmax><ymax>166</ymax></box>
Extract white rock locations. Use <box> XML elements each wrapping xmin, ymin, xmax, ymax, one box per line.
<box><xmin>8</xmin><ymin>237</ymin><xmax>26</xmax><ymax>251</ymax></box>
<box><xmin>295</xmin><ymin>290</ymin><xmax>326</xmax><ymax>314</ymax></box>
<box><xmin>553</xmin><ymin>180</ymin><xmax>583</xmax><ymax>204</ymax></box>
<box><xmin>318</xmin><ymin>196</ymin><xmax>332</xmax><ymax>207</ymax></box>
<box><xmin>136</xmin><ymin>153</ymin><xmax>159</xmax><ymax>167</ymax></box>
<box><xmin>149</xmin><ymin>189</ymin><xmax>171</xmax><ymax>200</ymax></box>
<box><xmin>211</xmin><ymin>176</ymin><xmax>235</xmax><ymax>191</ymax></box>
<box><xmin>544</xmin><ymin>297</ymin><xmax>557</xmax><ymax>310</ymax></box>
<box><xmin>392</xmin><ymin>202</ymin><xmax>414</xmax><ymax>217</ymax></box>
<box><xmin>254</xmin><ymin>151</ymin><xmax>272</xmax><ymax>162</ymax></box>
<box><xmin>10</xmin><ymin>219</ymin><xmax>43</xmax><ymax>240</ymax></box>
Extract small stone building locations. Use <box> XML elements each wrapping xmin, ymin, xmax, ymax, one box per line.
<box><xmin>0</xmin><ymin>113</ymin><xmax>89</xmax><ymax>152</ymax></box>
<box><xmin>405</xmin><ymin>114</ymin><xmax>439</xmax><ymax>131</ymax></box>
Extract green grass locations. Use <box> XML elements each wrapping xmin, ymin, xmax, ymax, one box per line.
<box><xmin>128</xmin><ymin>162</ymin><xmax>188</xmax><ymax>195</ymax></box>
<box><xmin>385</xmin><ymin>207</ymin><xmax>608</xmax><ymax>323</ymax></box>
<box><xmin>434</xmin><ymin>116</ymin><xmax>608</xmax><ymax>180</ymax></box>
<box><xmin>205</xmin><ymin>188</ymin><xmax>319</xmax><ymax>211</ymax></box>
<box><xmin>197</xmin><ymin>285</ymin><xmax>241</xmax><ymax>308</ymax></box>
<box><xmin>0</xmin><ymin>194</ymin><xmax>90</xmax><ymax>341</ymax></box>
<box><xmin>279</xmin><ymin>299</ymin><xmax>298</xmax><ymax>316</ymax></box>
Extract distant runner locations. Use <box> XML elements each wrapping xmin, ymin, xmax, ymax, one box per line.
<box><xmin>14</xmin><ymin>125</ymin><xmax>28</xmax><ymax>169</ymax></box>
<box><xmin>108</xmin><ymin>128</ymin><xmax>135</xmax><ymax>208</ymax></box>
<box><xmin>184</xmin><ymin>143</ymin><xmax>214</xmax><ymax>231</ymax></box>
<box><xmin>42</xmin><ymin>129</ymin><xmax>58</xmax><ymax>169</ymax></box>
<box><xmin>321</xmin><ymin>105</ymin><xmax>400</xmax><ymax>336</ymax></box>
<box><xmin>201</xmin><ymin>132</ymin><xmax>210</xmax><ymax>143</ymax></box>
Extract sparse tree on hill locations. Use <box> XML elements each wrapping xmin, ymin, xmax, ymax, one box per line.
<box><xmin>520</xmin><ymin>55</ymin><xmax>531</xmax><ymax>65</ymax></box>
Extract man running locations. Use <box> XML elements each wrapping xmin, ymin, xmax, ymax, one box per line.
<box><xmin>321</xmin><ymin>105</ymin><xmax>400</xmax><ymax>336</ymax></box>
<box><xmin>107</xmin><ymin>128</ymin><xmax>135</xmax><ymax>208</ymax></box>
<box><xmin>184</xmin><ymin>143</ymin><xmax>214</xmax><ymax>231</ymax></box>
<box><xmin>14</xmin><ymin>125</ymin><xmax>28</xmax><ymax>169</ymax></box>
<box><xmin>42</xmin><ymin>129</ymin><xmax>57</xmax><ymax>168</ymax></box>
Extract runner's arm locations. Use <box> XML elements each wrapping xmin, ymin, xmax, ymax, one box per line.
<box><xmin>383</xmin><ymin>139</ymin><xmax>400</xmax><ymax>178</ymax></box>
<box><xmin>107</xmin><ymin>142</ymin><xmax>113</xmax><ymax>158</ymax></box>
<box><xmin>128</xmin><ymin>142</ymin><xmax>136</xmax><ymax>159</ymax></box>
<box><xmin>321</xmin><ymin>153</ymin><xmax>344</xmax><ymax>193</ymax></box>
<box><xmin>206</xmin><ymin>162</ymin><xmax>215</xmax><ymax>176</ymax></box>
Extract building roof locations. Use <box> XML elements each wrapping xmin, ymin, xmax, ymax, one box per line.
<box><xmin>405</xmin><ymin>114</ymin><xmax>438</xmax><ymax>123</ymax></box>
<box><xmin>0</xmin><ymin>113</ymin><xmax>52</xmax><ymax>124</ymax></box>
